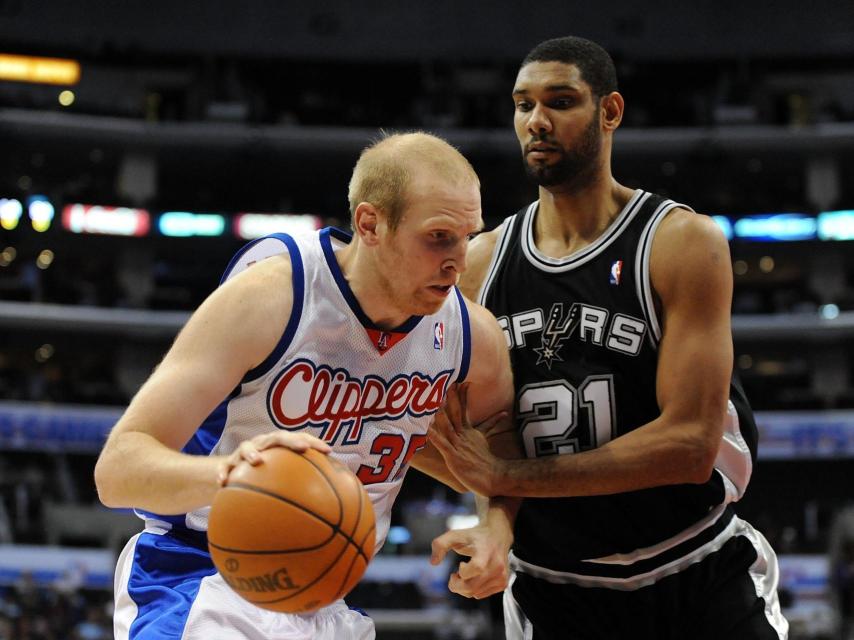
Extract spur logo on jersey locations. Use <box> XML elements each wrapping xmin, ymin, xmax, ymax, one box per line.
<box><xmin>433</xmin><ymin>322</ymin><xmax>444</xmax><ymax>350</ymax></box>
<box><xmin>610</xmin><ymin>260</ymin><xmax>623</xmax><ymax>285</ymax></box>
<box><xmin>497</xmin><ymin>303</ymin><xmax>647</xmax><ymax>362</ymax></box>
<box><xmin>267</xmin><ymin>358</ymin><xmax>453</xmax><ymax>444</ymax></box>
<box><xmin>533</xmin><ymin>302</ymin><xmax>580</xmax><ymax>369</ymax></box>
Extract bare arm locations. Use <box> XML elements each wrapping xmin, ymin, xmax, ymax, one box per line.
<box><xmin>410</xmin><ymin>285</ymin><xmax>516</xmax><ymax>491</ymax></box>
<box><xmin>435</xmin><ymin>209</ymin><xmax>734</xmax><ymax>498</ymax></box>
<box><xmin>408</xmin><ymin>441</ymin><xmax>467</xmax><ymax>493</ymax></box>
<box><xmin>94</xmin><ymin>255</ymin><xmax>329</xmax><ymax>514</ymax></box>
<box><xmin>427</xmin><ymin>229</ymin><xmax>522</xmax><ymax>490</ymax></box>
<box><xmin>427</xmin><ymin>237</ymin><xmax>521</xmax><ymax>600</ymax></box>
<box><xmin>410</xmin><ymin>225</ymin><xmax>508</xmax><ymax>490</ymax></box>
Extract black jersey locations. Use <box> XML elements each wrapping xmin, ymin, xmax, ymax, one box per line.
<box><xmin>480</xmin><ymin>190</ymin><xmax>758</xmax><ymax>583</ymax></box>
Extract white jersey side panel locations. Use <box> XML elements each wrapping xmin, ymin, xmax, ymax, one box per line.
<box><xmin>141</xmin><ymin>229</ymin><xmax>470</xmax><ymax>553</ymax></box>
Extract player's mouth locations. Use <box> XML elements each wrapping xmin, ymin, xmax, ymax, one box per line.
<box><xmin>427</xmin><ymin>284</ymin><xmax>453</xmax><ymax>297</ymax></box>
<box><xmin>526</xmin><ymin>143</ymin><xmax>560</xmax><ymax>160</ymax></box>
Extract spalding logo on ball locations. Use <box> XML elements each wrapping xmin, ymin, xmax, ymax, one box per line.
<box><xmin>208</xmin><ymin>448</ymin><xmax>376</xmax><ymax>613</ymax></box>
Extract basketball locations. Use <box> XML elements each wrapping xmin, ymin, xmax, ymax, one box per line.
<box><xmin>208</xmin><ymin>447</ymin><xmax>376</xmax><ymax>614</ymax></box>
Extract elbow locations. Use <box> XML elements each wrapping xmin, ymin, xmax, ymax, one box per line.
<box><xmin>660</xmin><ymin>410</ymin><xmax>725</xmax><ymax>485</ymax></box>
<box><xmin>94</xmin><ymin>453</ymin><xmax>122</xmax><ymax>509</ymax></box>
<box><xmin>686</xmin><ymin>447</ymin><xmax>717</xmax><ymax>484</ymax></box>
<box><xmin>682</xmin><ymin>431</ymin><xmax>720</xmax><ymax>485</ymax></box>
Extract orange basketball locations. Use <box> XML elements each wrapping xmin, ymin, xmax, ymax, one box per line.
<box><xmin>208</xmin><ymin>447</ymin><xmax>376</xmax><ymax>614</ymax></box>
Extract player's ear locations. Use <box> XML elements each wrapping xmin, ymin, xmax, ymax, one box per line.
<box><xmin>353</xmin><ymin>202</ymin><xmax>381</xmax><ymax>246</ymax></box>
<box><xmin>601</xmin><ymin>91</ymin><xmax>624</xmax><ymax>132</ymax></box>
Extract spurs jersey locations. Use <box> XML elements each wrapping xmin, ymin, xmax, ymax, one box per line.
<box><xmin>138</xmin><ymin>227</ymin><xmax>471</xmax><ymax>553</ymax></box>
<box><xmin>480</xmin><ymin>190</ymin><xmax>757</xmax><ymax>588</ymax></box>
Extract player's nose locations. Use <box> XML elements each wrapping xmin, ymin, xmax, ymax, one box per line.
<box><xmin>527</xmin><ymin>103</ymin><xmax>552</xmax><ymax>135</ymax></box>
<box><xmin>442</xmin><ymin>241</ymin><xmax>468</xmax><ymax>275</ymax></box>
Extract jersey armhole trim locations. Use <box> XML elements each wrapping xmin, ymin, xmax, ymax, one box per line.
<box><xmin>634</xmin><ymin>201</ymin><xmax>690</xmax><ymax>348</ymax></box>
<box><xmin>220</xmin><ymin>232</ymin><xmax>293</xmax><ymax>284</ymax></box>
<box><xmin>477</xmin><ymin>215</ymin><xmax>517</xmax><ymax>305</ymax></box>
<box><xmin>241</xmin><ymin>233</ymin><xmax>305</xmax><ymax>382</ymax></box>
<box><xmin>454</xmin><ymin>287</ymin><xmax>472</xmax><ymax>383</ymax></box>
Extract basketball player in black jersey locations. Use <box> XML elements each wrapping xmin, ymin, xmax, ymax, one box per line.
<box><xmin>429</xmin><ymin>36</ymin><xmax>789</xmax><ymax>639</ymax></box>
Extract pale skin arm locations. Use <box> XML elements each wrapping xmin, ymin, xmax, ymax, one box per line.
<box><xmin>429</xmin><ymin>383</ymin><xmax>520</xmax><ymax>599</ymax></box>
<box><xmin>430</xmin><ymin>210</ymin><xmax>734</xmax><ymax>498</ymax></box>
<box><xmin>425</xmin><ymin>293</ymin><xmax>519</xmax><ymax>599</ymax></box>
<box><xmin>409</xmin><ymin>259</ymin><xmax>516</xmax><ymax>490</ymax></box>
<box><xmin>93</xmin><ymin>255</ymin><xmax>331</xmax><ymax>515</ymax></box>
<box><xmin>454</xmin><ymin>229</ymin><xmax>524</xmax><ymax>587</ymax></box>
<box><xmin>407</xmin><ymin>441</ymin><xmax>468</xmax><ymax>493</ymax></box>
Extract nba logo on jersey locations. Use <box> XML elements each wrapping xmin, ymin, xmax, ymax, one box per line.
<box><xmin>433</xmin><ymin>322</ymin><xmax>444</xmax><ymax>350</ymax></box>
<box><xmin>610</xmin><ymin>260</ymin><xmax>623</xmax><ymax>285</ymax></box>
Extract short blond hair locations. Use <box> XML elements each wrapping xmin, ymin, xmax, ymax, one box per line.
<box><xmin>347</xmin><ymin>131</ymin><xmax>479</xmax><ymax>230</ymax></box>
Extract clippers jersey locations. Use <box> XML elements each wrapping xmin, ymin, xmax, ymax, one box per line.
<box><xmin>138</xmin><ymin>227</ymin><xmax>471</xmax><ymax>553</ymax></box>
<box><xmin>480</xmin><ymin>190</ymin><xmax>757</xmax><ymax>586</ymax></box>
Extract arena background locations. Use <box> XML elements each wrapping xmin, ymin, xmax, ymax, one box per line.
<box><xmin>1</xmin><ymin>1</ymin><xmax>854</xmax><ymax>638</ymax></box>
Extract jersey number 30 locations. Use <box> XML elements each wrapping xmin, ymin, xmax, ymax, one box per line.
<box><xmin>518</xmin><ymin>376</ymin><xmax>616</xmax><ymax>458</ymax></box>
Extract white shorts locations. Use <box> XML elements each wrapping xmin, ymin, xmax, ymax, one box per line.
<box><xmin>114</xmin><ymin>530</ymin><xmax>375</xmax><ymax>640</ymax></box>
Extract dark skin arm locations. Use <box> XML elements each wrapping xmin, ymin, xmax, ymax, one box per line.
<box><xmin>430</xmin><ymin>210</ymin><xmax>733</xmax><ymax>498</ymax></box>
<box><xmin>429</xmin><ymin>211</ymin><xmax>734</xmax><ymax>600</ymax></box>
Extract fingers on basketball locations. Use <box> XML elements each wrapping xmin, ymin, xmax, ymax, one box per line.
<box><xmin>209</xmin><ymin>447</ymin><xmax>376</xmax><ymax>614</ymax></box>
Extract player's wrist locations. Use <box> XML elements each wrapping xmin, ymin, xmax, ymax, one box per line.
<box><xmin>481</xmin><ymin>507</ymin><xmax>514</xmax><ymax>552</ymax></box>
<box><xmin>488</xmin><ymin>458</ymin><xmax>512</xmax><ymax>496</ymax></box>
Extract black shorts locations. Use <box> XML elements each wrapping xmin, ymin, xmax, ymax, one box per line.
<box><xmin>505</xmin><ymin>525</ymin><xmax>787</xmax><ymax>640</ymax></box>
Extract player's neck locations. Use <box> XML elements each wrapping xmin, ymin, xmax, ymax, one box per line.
<box><xmin>335</xmin><ymin>240</ymin><xmax>411</xmax><ymax>329</ymax></box>
<box><xmin>533</xmin><ymin>177</ymin><xmax>634</xmax><ymax>259</ymax></box>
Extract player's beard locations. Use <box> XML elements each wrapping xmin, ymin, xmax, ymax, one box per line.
<box><xmin>524</xmin><ymin>111</ymin><xmax>601</xmax><ymax>191</ymax></box>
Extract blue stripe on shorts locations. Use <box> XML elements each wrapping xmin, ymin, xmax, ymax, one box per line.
<box><xmin>127</xmin><ymin>532</ymin><xmax>217</xmax><ymax>639</ymax></box>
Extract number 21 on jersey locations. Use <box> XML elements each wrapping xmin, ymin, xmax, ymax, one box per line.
<box><xmin>517</xmin><ymin>375</ymin><xmax>616</xmax><ymax>458</ymax></box>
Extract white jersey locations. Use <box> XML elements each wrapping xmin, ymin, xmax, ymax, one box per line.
<box><xmin>138</xmin><ymin>227</ymin><xmax>472</xmax><ymax>551</ymax></box>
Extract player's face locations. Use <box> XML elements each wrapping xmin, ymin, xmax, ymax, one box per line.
<box><xmin>512</xmin><ymin>61</ymin><xmax>603</xmax><ymax>190</ymax></box>
<box><xmin>378</xmin><ymin>173</ymin><xmax>482</xmax><ymax>316</ymax></box>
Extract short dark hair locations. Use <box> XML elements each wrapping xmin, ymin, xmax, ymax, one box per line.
<box><xmin>522</xmin><ymin>36</ymin><xmax>618</xmax><ymax>97</ymax></box>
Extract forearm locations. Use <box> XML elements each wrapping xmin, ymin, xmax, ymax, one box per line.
<box><xmin>475</xmin><ymin>494</ymin><xmax>520</xmax><ymax>548</ymax></box>
<box><xmin>419</xmin><ymin>466</ymin><xmax>468</xmax><ymax>494</ymax></box>
<box><xmin>411</xmin><ymin>443</ymin><xmax>468</xmax><ymax>493</ymax></box>
<box><xmin>95</xmin><ymin>431</ymin><xmax>222</xmax><ymax>513</ymax></box>
<box><xmin>494</xmin><ymin>417</ymin><xmax>717</xmax><ymax>498</ymax></box>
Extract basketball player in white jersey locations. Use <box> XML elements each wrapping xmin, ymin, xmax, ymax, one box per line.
<box><xmin>94</xmin><ymin>132</ymin><xmax>515</xmax><ymax>640</ymax></box>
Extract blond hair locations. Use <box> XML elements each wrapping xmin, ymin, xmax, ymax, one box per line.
<box><xmin>347</xmin><ymin>131</ymin><xmax>479</xmax><ymax>229</ymax></box>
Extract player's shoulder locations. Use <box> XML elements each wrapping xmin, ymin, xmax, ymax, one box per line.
<box><xmin>222</xmin><ymin>251</ymin><xmax>293</xmax><ymax>292</ymax></box>
<box><xmin>656</xmin><ymin>206</ymin><xmax>728</xmax><ymax>248</ymax></box>
<box><xmin>173</xmin><ymin>250</ymin><xmax>295</xmax><ymax>372</ymax></box>
<box><xmin>457</xmin><ymin>294</ymin><xmax>505</xmax><ymax>348</ymax></box>
<box><xmin>651</xmin><ymin>206</ymin><xmax>732</xmax><ymax>295</ymax></box>
<box><xmin>212</xmin><ymin>251</ymin><xmax>295</xmax><ymax>329</ymax></box>
<box><xmin>456</xmin><ymin>294</ymin><xmax>512</xmax><ymax>400</ymax></box>
<box><xmin>459</xmin><ymin>294</ymin><xmax>496</xmax><ymax>323</ymax></box>
<box><xmin>459</xmin><ymin>223</ymin><xmax>506</xmax><ymax>299</ymax></box>
<box><xmin>469</xmin><ymin>227</ymin><xmax>501</xmax><ymax>265</ymax></box>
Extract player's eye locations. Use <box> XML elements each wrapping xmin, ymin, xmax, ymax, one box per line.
<box><xmin>515</xmin><ymin>101</ymin><xmax>532</xmax><ymax>112</ymax></box>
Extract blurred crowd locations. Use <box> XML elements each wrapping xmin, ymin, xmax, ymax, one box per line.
<box><xmin>0</xmin><ymin>573</ymin><xmax>110</xmax><ymax>640</ymax></box>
